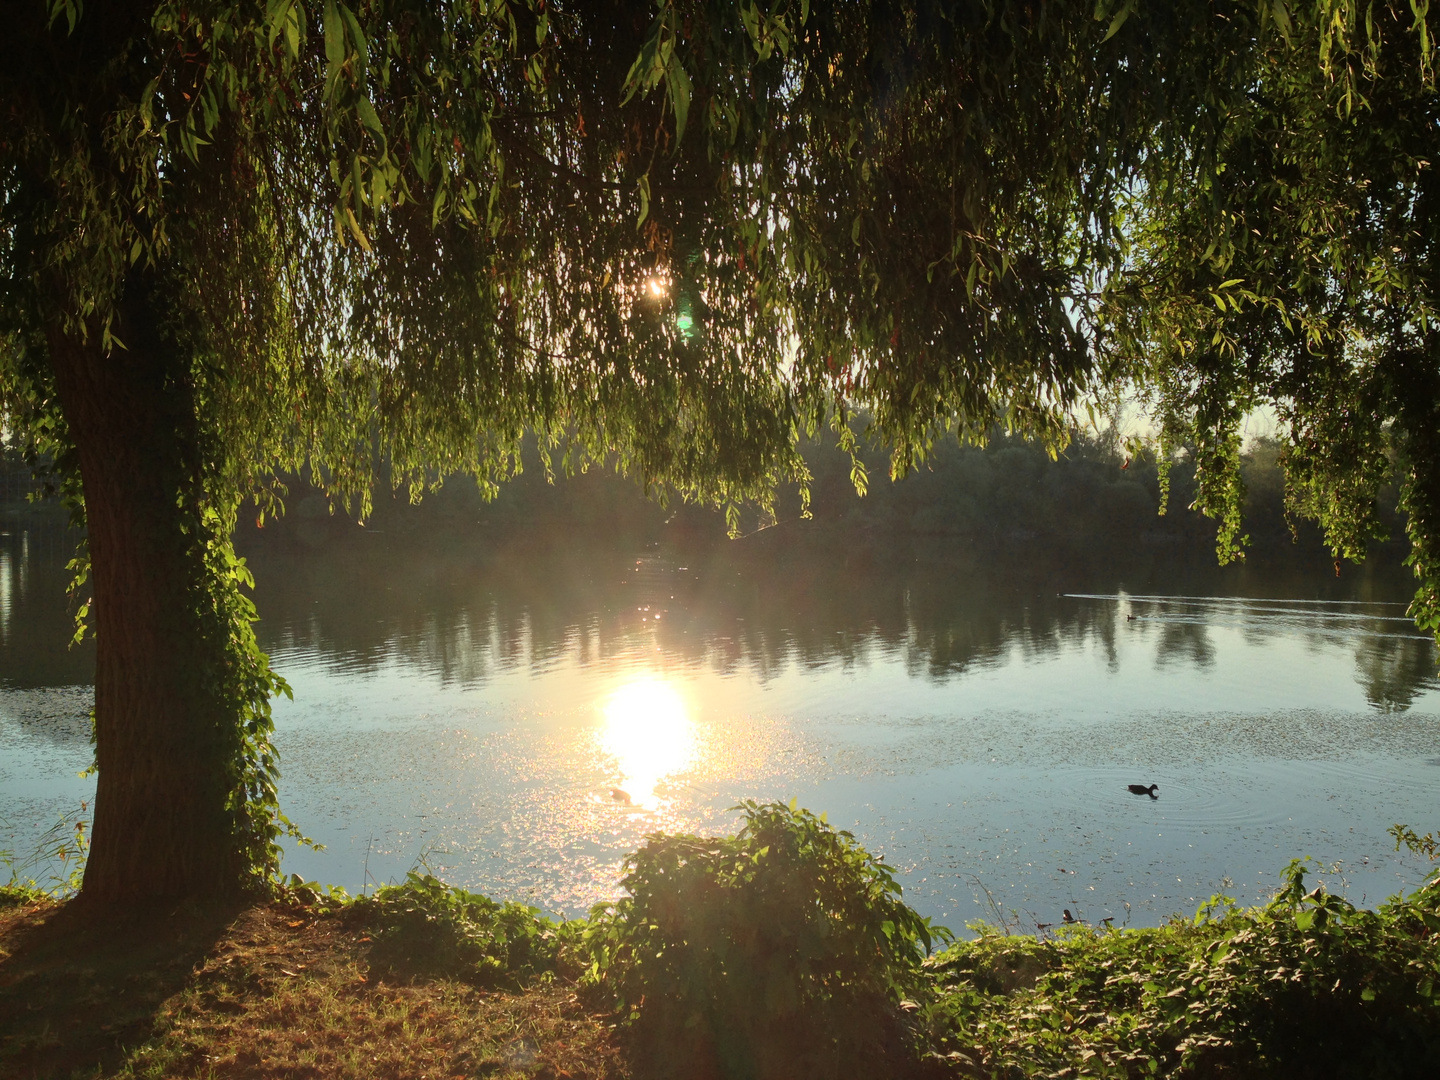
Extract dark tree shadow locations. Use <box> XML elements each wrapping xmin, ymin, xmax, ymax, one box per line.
<box><xmin>0</xmin><ymin>896</ymin><xmax>243</xmax><ymax>1080</ymax></box>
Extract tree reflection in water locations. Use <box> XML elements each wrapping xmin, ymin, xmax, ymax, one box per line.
<box><xmin>5</xmin><ymin>507</ymin><xmax>1440</xmax><ymax>924</ymax></box>
<box><xmin>2</xmin><ymin>510</ymin><xmax>1436</xmax><ymax>732</ymax></box>
<box><xmin>1356</xmin><ymin>636</ymin><xmax>1439</xmax><ymax>713</ymax></box>
<box><xmin>222</xmin><ymin>517</ymin><xmax>1437</xmax><ymax>709</ymax></box>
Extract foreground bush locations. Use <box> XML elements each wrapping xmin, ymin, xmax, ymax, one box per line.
<box><xmin>580</xmin><ymin>800</ymin><xmax>948</xmax><ymax>1080</ymax></box>
<box><xmin>921</xmin><ymin>860</ymin><xmax>1440</xmax><ymax>1078</ymax></box>
<box><xmin>351</xmin><ymin>872</ymin><xmax>566</xmax><ymax>986</ymax></box>
<box><xmin>17</xmin><ymin>803</ymin><xmax>1431</xmax><ymax>1078</ymax></box>
<box><xmin>292</xmin><ymin>810</ymin><xmax>1438</xmax><ymax>1078</ymax></box>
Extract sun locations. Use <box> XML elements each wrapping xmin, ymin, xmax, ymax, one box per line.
<box><xmin>598</xmin><ymin>678</ymin><xmax>694</xmax><ymax>811</ymax></box>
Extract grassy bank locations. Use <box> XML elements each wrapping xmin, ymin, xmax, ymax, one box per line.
<box><xmin>3</xmin><ymin>804</ymin><xmax>1438</xmax><ymax>1079</ymax></box>
<box><xmin>0</xmin><ymin>891</ymin><xmax>624</xmax><ymax>1080</ymax></box>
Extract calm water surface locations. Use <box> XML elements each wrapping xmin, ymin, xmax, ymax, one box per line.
<box><xmin>3</xmin><ymin>515</ymin><xmax>1439</xmax><ymax>929</ymax></box>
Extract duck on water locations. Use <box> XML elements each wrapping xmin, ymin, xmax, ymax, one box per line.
<box><xmin>1128</xmin><ymin>783</ymin><xmax>1159</xmax><ymax>798</ymax></box>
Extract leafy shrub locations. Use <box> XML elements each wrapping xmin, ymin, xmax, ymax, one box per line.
<box><xmin>1390</xmin><ymin>823</ymin><xmax>1440</xmax><ymax>861</ymax></box>
<box><xmin>356</xmin><ymin>872</ymin><xmax>563</xmax><ymax>986</ymax></box>
<box><xmin>580</xmin><ymin>800</ymin><xmax>950</xmax><ymax>1080</ymax></box>
<box><xmin>922</xmin><ymin>860</ymin><xmax>1440</xmax><ymax>1078</ymax></box>
<box><xmin>0</xmin><ymin>883</ymin><xmax>50</xmax><ymax>907</ymax></box>
<box><xmin>1</xmin><ymin>807</ymin><xmax>88</xmax><ymax>901</ymax></box>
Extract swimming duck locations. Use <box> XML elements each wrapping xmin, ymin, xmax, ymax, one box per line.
<box><xmin>1127</xmin><ymin>783</ymin><xmax>1159</xmax><ymax>798</ymax></box>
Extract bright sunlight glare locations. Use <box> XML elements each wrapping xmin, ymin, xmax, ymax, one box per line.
<box><xmin>598</xmin><ymin>677</ymin><xmax>694</xmax><ymax>811</ymax></box>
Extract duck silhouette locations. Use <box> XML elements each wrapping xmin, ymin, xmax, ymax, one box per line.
<box><xmin>1128</xmin><ymin>783</ymin><xmax>1159</xmax><ymax>798</ymax></box>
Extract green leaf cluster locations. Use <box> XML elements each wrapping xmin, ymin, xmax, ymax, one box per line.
<box><xmin>354</xmin><ymin>871</ymin><xmax>565</xmax><ymax>986</ymax></box>
<box><xmin>261</xmin><ymin>810</ymin><xmax>1440</xmax><ymax>1079</ymax></box>
<box><xmin>1099</xmin><ymin>2</ymin><xmax>1440</xmax><ymax>606</ymax></box>
<box><xmin>579</xmin><ymin>799</ymin><xmax>950</xmax><ymax>1079</ymax></box>
<box><xmin>0</xmin><ymin>805</ymin><xmax>90</xmax><ymax>902</ymax></box>
<box><xmin>921</xmin><ymin>860</ymin><xmax>1440</xmax><ymax>1077</ymax></box>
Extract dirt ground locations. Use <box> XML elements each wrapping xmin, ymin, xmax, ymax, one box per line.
<box><xmin>0</xmin><ymin>897</ymin><xmax>628</xmax><ymax>1080</ymax></box>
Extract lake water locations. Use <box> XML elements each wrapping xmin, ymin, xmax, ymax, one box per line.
<box><xmin>3</xmin><ymin>513</ymin><xmax>1439</xmax><ymax>930</ymax></box>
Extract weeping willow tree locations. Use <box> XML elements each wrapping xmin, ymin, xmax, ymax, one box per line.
<box><xmin>1100</xmin><ymin>2</ymin><xmax>1440</xmax><ymax>623</ymax></box>
<box><xmin>1</xmin><ymin>0</ymin><xmax>1436</xmax><ymax>902</ymax></box>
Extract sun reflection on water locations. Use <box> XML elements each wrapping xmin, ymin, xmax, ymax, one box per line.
<box><xmin>598</xmin><ymin>677</ymin><xmax>694</xmax><ymax>811</ymax></box>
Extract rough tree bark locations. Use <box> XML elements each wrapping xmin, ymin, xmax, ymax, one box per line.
<box><xmin>46</xmin><ymin>277</ymin><xmax>243</xmax><ymax>902</ymax></box>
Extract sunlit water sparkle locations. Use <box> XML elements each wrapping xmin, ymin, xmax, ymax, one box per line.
<box><xmin>598</xmin><ymin>678</ymin><xmax>695</xmax><ymax>812</ymax></box>
<box><xmin>4</xmin><ymin>522</ymin><xmax>1439</xmax><ymax>930</ymax></box>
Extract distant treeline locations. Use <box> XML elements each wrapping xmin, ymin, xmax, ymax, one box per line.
<box><xmin>798</xmin><ymin>430</ymin><xmax>1409</xmax><ymax>559</ymax></box>
<box><xmin>241</xmin><ymin>429</ymin><xmax>1407</xmax><ymax>568</ymax></box>
<box><xmin>6</xmin><ymin>430</ymin><xmax>1410</xmax><ymax>564</ymax></box>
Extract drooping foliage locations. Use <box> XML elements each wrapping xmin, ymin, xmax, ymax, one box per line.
<box><xmin>4</xmin><ymin>0</ymin><xmax>1270</xmax><ymax>516</ymax></box>
<box><xmin>1100</xmin><ymin>3</ymin><xmax>1440</xmax><ymax>607</ymax></box>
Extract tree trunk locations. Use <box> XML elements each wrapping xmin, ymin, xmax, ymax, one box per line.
<box><xmin>46</xmin><ymin>282</ymin><xmax>243</xmax><ymax>903</ymax></box>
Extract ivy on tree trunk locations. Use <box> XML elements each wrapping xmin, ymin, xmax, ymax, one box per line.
<box><xmin>46</xmin><ymin>274</ymin><xmax>293</xmax><ymax>901</ymax></box>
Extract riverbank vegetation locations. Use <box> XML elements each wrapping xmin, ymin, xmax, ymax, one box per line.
<box><xmin>4</xmin><ymin>803</ymin><xmax>1437</xmax><ymax>1079</ymax></box>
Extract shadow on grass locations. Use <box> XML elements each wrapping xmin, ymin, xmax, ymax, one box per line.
<box><xmin>0</xmin><ymin>896</ymin><xmax>244</xmax><ymax>1080</ymax></box>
